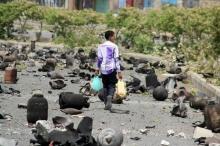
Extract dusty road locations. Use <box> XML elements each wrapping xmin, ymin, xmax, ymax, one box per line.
<box><xmin>0</xmin><ymin>66</ymin><xmax>215</xmax><ymax>146</ymax></box>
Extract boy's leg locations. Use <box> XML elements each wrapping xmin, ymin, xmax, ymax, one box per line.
<box><xmin>101</xmin><ymin>74</ymin><xmax>109</xmax><ymax>106</ymax></box>
<box><xmin>105</xmin><ymin>71</ymin><xmax>118</xmax><ymax>110</ymax></box>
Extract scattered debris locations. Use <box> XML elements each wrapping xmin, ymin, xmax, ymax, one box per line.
<box><xmin>97</xmin><ymin>128</ymin><xmax>123</xmax><ymax>146</ymax></box>
<box><xmin>145</xmin><ymin>125</ymin><xmax>156</xmax><ymax>129</ymax></box>
<box><xmin>195</xmin><ymin>137</ymin><xmax>220</xmax><ymax>145</ymax></box>
<box><xmin>139</xmin><ymin>128</ymin><xmax>149</xmax><ymax>135</ymax></box>
<box><xmin>49</xmin><ymin>79</ymin><xmax>66</xmax><ymax>90</ymax></box>
<box><xmin>110</xmin><ymin>109</ymin><xmax>130</xmax><ymax>114</ymax></box>
<box><xmin>161</xmin><ymin>140</ymin><xmax>170</xmax><ymax>146</ymax></box>
<box><xmin>0</xmin><ymin>113</ymin><xmax>12</xmax><ymax>120</ymax></box>
<box><xmin>193</xmin><ymin>127</ymin><xmax>214</xmax><ymax>139</ymax></box>
<box><xmin>130</xmin><ymin>137</ymin><xmax>141</xmax><ymax>141</ymax></box>
<box><xmin>167</xmin><ymin>129</ymin><xmax>175</xmax><ymax>137</ymax></box>
<box><xmin>60</xmin><ymin>108</ymin><xmax>83</xmax><ymax>115</ymax></box>
<box><xmin>171</xmin><ymin>94</ymin><xmax>187</xmax><ymax>118</ymax></box>
<box><xmin>17</xmin><ymin>103</ymin><xmax>27</xmax><ymax>109</ymax></box>
<box><xmin>177</xmin><ymin>132</ymin><xmax>186</xmax><ymax>139</ymax></box>
<box><xmin>31</xmin><ymin>117</ymin><xmax>97</xmax><ymax>145</ymax></box>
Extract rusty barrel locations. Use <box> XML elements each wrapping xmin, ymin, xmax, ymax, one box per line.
<box><xmin>4</xmin><ymin>67</ymin><xmax>17</xmax><ymax>84</ymax></box>
<box><xmin>30</xmin><ymin>40</ymin><xmax>35</xmax><ymax>51</ymax></box>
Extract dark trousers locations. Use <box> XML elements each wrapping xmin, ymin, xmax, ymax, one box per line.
<box><xmin>101</xmin><ymin>71</ymin><xmax>118</xmax><ymax>102</ymax></box>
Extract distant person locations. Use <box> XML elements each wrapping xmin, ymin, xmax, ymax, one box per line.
<box><xmin>96</xmin><ymin>30</ymin><xmax>122</xmax><ymax>110</ymax></box>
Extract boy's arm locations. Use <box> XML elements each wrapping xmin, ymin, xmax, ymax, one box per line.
<box><xmin>96</xmin><ymin>47</ymin><xmax>103</xmax><ymax>70</ymax></box>
<box><xmin>114</xmin><ymin>46</ymin><xmax>121</xmax><ymax>72</ymax></box>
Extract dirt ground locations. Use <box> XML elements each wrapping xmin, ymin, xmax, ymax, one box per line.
<box><xmin>0</xmin><ymin>66</ymin><xmax>219</xmax><ymax>146</ymax></box>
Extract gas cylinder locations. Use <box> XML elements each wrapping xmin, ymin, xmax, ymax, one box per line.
<box><xmin>27</xmin><ymin>92</ymin><xmax>48</xmax><ymax>124</ymax></box>
<box><xmin>4</xmin><ymin>67</ymin><xmax>17</xmax><ymax>84</ymax></box>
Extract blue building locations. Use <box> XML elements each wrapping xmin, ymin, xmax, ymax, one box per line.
<box><xmin>161</xmin><ymin>0</ymin><xmax>177</xmax><ymax>5</ymax></box>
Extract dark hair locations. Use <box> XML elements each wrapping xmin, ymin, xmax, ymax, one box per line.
<box><xmin>105</xmin><ymin>30</ymin><xmax>115</xmax><ymax>40</ymax></box>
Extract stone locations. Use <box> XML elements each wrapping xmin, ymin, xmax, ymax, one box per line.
<box><xmin>161</xmin><ymin>140</ymin><xmax>170</xmax><ymax>146</ymax></box>
<box><xmin>139</xmin><ymin>129</ymin><xmax>148</xmax><ymax>135</ymax></box>
<box><xmin>167</xmin><ymin>129</ymin><xmax>175</xmax><ymax>137</ymax></box>
<box><xmin>193</xmin><ymin>127</ymin><xmax>214</xmax><ymax>139</ymax></box>
<box><xmin>177</xmin><ymin>132</ymin><xmax>186</xmax><ymax>139</ymax></box>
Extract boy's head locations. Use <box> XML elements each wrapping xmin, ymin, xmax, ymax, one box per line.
<box><xmin>105</xmin><ymin>30</ymin><xmax>115</xmax><ymax>42</ymax></box>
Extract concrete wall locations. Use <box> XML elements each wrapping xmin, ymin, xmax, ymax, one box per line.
<box><xmin>188</xmin><ymin>72</ymin><xmax>220</xmax><ymax>103</ymax></box>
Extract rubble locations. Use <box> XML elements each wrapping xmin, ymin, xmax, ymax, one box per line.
<box><xmin>193</xmin><ymin>127</ymin><xmax>214</xmax><ymax>139</ymax></box>
<box><xmin>31</xmin><ymin>116</ymin><xmax>97</xmax><ymax>146</ymax></box>
<box><xmin>161</xmin><ymin>140</ymin><xmax>170</xmax><ymax>146</ymax></box>
<box><xmin>0</xmin><ymin>41</ymin><xmax>219</xmax><ymax>146</ymax></box>
<box><xmin>167</xmin><ymin>129</ymin><xmax>175</xmax><ymax>137</ymax></box>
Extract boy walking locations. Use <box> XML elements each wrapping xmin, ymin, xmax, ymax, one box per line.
<box><xmin>96</xmin><ymin>30</ymin><xmax>122</xmax><ymax>110</ymax></box>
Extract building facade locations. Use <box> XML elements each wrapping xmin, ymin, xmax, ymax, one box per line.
<box><xmin>35</xmin><ymin>0</ymin><xmax>220</xmax><ymax>12</ymax></box>
<box><xmin>35</xmin><ymin>0</ymin><xmax>67</xmax><ymax>8</ymax></box>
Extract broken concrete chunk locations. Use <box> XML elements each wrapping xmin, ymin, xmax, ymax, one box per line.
<box><xmin>139</xmin><ymin>129</ymin><xmax>148</xmax><ymax>135</ymax></box>
<box><xmin>167</xmin><ymin>129</ymin><xmax>175</xmax><ymax>137</ymax></box>
<box><xmin>193</xmin><ymin>127</ymin><xmax>214</xmax><ymax>139</ymax></box>
<box><xmin>161</xmin><ymin>140</ymin><xmax>170</xmax><ymax>146</ymax></box>
<box><xmin>177</xmin><ymin>132</ymin><xmax>186</xmax><ymax>139</ymax></box>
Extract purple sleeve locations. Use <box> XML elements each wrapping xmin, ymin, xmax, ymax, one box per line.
<box><xmin>97</xmin><ymin>47</ymin><xmax>103</xmax><ymax>69</ymax></box>
<box><xmin>114</xmin><ymin>46</ymin><xmax>121</xmax><ymax>72</ymax></box>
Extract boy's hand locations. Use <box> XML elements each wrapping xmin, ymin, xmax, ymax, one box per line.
<box><xmin>118</xmin><ymin>72</ymin><xmax>122</xmax><ymax>79</ymax></box>
<box><xmin>95</xmin><ymin>69</ymin><xmax>99</xmax><ymax>75</ymax></box>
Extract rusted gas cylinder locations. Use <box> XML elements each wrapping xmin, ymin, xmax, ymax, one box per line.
<box><xmin>30</xmin><ymin>40</ymin><xmax>35</xmax><ymax>51</ymax></box>
<box><xmin>4</xmin><ymin>67</ymin><xmax>17</xmax><ymax>84</ymax></box>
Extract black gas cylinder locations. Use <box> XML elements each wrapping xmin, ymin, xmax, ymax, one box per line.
<box><xmin>145</xmin><ymin>69</ymin><xmax>160</xmax><ymax>89</ymax></box>
<box><xmin>59</xmin><ymin>92</ymin><xmax>90</xmax><ymax>110</ymax></box>
<box><xmin>27</xmin><ymin>93</ymin><xmax>48</xmax><ymax>124</ymax></box>
<box><xmin>153</xmin><ymin>86</ymin><xmax>168</xmax><ymax>101</ymax></box>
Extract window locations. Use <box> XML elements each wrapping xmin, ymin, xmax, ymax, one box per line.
<box><xmin>36</xmin><ymin>0</ymin><xmax>65</xmax><ymax>8</ymax></box>
<box><xmin>161</xmin><ymin>0</ymin><xmax>177</xmax><ymax>6</ymax></box>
